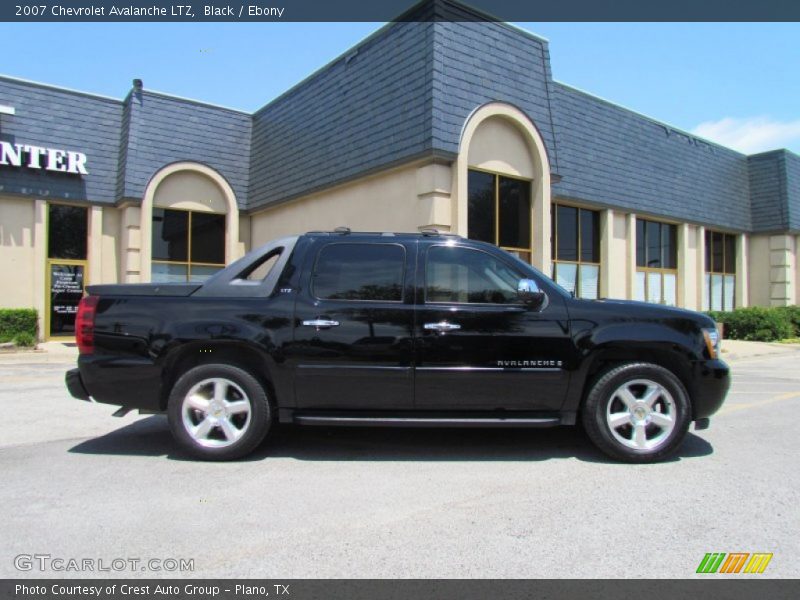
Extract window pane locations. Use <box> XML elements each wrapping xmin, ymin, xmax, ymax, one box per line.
<box><xmin>723</xmin><ymin>275</ymin><xmax>735</xmax><ymax>310</ymax></box>
<box><xmin>712</xmin><ymin>231</ymin><xmax>724</xmax><ymax>272</ymax></box>
<box><xmin>647</xmin><ymin>271</ymin><xmax>662</xmax><ymax>303</ymax></box>
<box><xmin>710</xmin><ymin>273</ymin><xmax>723</xmax><ymax>311</ymax></box>
<box><xmin>426</xmin><ymin>246</ymin><xmax>519</xmax><ymax>304</ymax></box>
<box><xmin>191</xmin><ymin>212</ymin><xmax>226</xmax><ymax>265</ymax></box>
<box><xmin>49</xmin><ymin>263</ymin><xmax>85</xmax><ymax>336</ymax></box>
<box><xmin>190</xmin><ymin>265</ymin><xmax>223</xmax><ymax>282</ymax></box>
<box><xmin>152</xmin><ymin>262</ymin><xmax>188</xmax><ymax>283</ymax></box>
<box><xmin>152</xmin><ymin>208</ymin><xmax>188</xmax><ymax>262</ymax></box>
<box><xmin>704</xmin><ymin>229</ymin><xmax>712</xmax><ymax>272</ymax></box>
<box><xmin>580</xmin><ymin>209</ymin><xmax>600</xmax><ymax>263</ymax></box>
<box><xmin>663</xmin><ymin>273</ymin><xmax>676</xmax><ymax>306</ymax></box>
<box><xmin>634</xmin><ymin>271</ymin><xmax>646</xmax><ymax>301</ymax></box>
<box><xmin>556</xmin><ymin>205</ymin><xmax>578</xmax><ymax>261</ymax></box>
<box><xmin>646</xmin><ymin>220</ymin><xmax>661</xmax><ymax>268</ymax></box>
<box><xmin>313</xmin><ymin>243</ymin><xmax>404</xmax><ymax>301</ymax></box>
<box><xmin>498</xmin><ymin>176</ymin><xmax>531</xmax><ymax>249</ymax></box>
<box><xmin>724</xmin><ymin>234</ymin><xmax>736</xmax><ymax>274</ymax></box>
<box><xmin>48</xmin><ymin>205</ymin><xmax>88</xmax><ymax>260</ymax></box>
<box><xmin>662</xmin><ymin>224</ymin><xmax>677</xmax><ymax>269</ymax></box>
<box><xmin>703</xmin><ymin>274</ymin><xmax>711</xmax><ymax>311</ymax></box>
<box><xmin>554</xmin><ymin>262</ymin><xmax>577</xmax><ymax>296</ymax></box>
<box><xmin>467</xmin><ymin>170</ymin><xmax>496</xmax><ymax>244</ymax></box>
<box><xmin>579</xmin><ymin>264</ymin><xmax>599</xmax><ymax>299</ymax></box>
<box><xmin>636</xmin><ymin>219</ymin><xmax>646</xmax><ymax>267</ymax></box>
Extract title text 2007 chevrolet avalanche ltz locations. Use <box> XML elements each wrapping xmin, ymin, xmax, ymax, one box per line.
<box><xmin>66</xmin><ymin>230</ymin><xmax>730</xmax><ymax>462</ymax></box>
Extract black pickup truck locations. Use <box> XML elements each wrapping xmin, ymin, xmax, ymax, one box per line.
<box><xmin>66</xmin><ymin>230</ymin><xmax>729</xmax><ymax>462</ymax></box>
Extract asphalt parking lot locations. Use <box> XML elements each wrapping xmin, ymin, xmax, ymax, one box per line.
<box><xmin>1</xmin><ymin>348</ymin><xmax>799</xmax><ymax>579</ymax></box>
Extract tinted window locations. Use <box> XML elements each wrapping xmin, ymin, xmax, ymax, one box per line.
<box><xmin>152</xmin><ymin>208</ymin><xmax>188</xmax><ymax>262</ymax></box>
<box><xmin>312</xmin><ymin>243</ymin><xmax>405</xmax><ymax>301</ymax></box>
<box><xmin>426</xmin><ymin>245</ymin><xmax>520</xmax><ymax>305</ymax></box>
<box><xmin>48</xmin><ymin>205</ymin><xmax>87</xmax><ymax>260</ymax></box>
<box><xmin>556</xmin><ymin>205</ymin><xmax>578</xmax><ymax>261</ymax></box>
<box><xmin>580</xmin><ymin>208</ymin><xmax>600</xmax><ymax>263</ymax></box>
<box><xmin>467</xmin><ymin>170</ymin><xmax>495</xmax><ymax>244</ymax></box>
<box><xmin>498</xmin><ymin>176</ymin><xmax>531</xmax><ymax>249</ymax></box>
<box><xmin>190</xmin><ymin>212</ymin><xmax>226</xmax><ymax>264</ymax></box>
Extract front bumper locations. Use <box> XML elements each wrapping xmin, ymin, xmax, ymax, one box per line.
<box><xmin>65</xmin><ymin>368</ymin><xmax>91</xmax><ymax>401</ymax></box>
<box><xmin>690</xmin><ymin>358</ymin><xmax>731</xmax><ymax>420</ymax></box>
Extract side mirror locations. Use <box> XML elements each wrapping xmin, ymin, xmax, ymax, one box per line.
<box><xmin>517</xmin><ymin>278</ymin><xmax>546</xmax><ymax>310</ymax></box>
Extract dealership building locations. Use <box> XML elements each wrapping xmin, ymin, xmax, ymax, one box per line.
<box><xmin>1</xmin><ymin>0</ymin><xmax>799</xmax><ymax>340</ymax></box>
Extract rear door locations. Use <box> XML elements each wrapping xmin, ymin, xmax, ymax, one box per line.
<box><xmin>414</xmin><ymin>242</ymin><xmax>571</xmax><ymax>411</ymax></box>
<box><xmin>292</xmin><ymin>239</ymin><xmax>416</xmax><ymax>410</ymax></box>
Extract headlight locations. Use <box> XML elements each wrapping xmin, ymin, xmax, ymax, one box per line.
<box><xmin>703</xmin><ymin>327</ymin><xmax>720</xmax><ymax>359</ymax></box>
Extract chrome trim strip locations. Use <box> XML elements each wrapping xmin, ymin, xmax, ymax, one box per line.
<box><xmin>416</xmin><ymin>366</ymin><xmax>562</xmax><ymax>373</ymax></box>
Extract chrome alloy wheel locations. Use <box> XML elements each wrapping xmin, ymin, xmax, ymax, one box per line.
<box><xmin>181</xmin><ymin>377</ymin><xmax>252</xmax><ymax>448</ymax></box>
<box><xmin>605</xmin><ymin>378</ymin><xmax>676</xmax><ymax>451</ymax></box>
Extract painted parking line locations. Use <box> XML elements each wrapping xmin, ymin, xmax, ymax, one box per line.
<box><xmin>718</xmin><ymin>390</ymin><xmax>800</xmax><ymax>416</ymax></box>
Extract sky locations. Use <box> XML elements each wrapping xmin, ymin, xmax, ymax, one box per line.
<box><xmin>0</xmin><ymin>21</ymin><xmax>798</xmax><ymax>155</ymax></box>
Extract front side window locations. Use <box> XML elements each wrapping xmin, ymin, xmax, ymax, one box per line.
<box><xmin>426</xmin><ymin>245</ymin><xmax>521</xmax><ymax>305</ymax></box>
<box><xmin>551</xmin><ymin>204</ymin><xmax>600</xmax><ymax>299</ymax></box>
<box><xmin>152</xmin><ymin>208</ymin><xmax>225</xmax><ymax>282</ymax></box>
<box><xmin>312</xmin><ymin>243</ymin><xmax>405</xmax><ymax>302</ymax></box>
<box><xmin>635</xmin><ymin>218</ymin><xmax>677</xmax><ymax>305</ymax></box>
<box><xmin>704</xmin><ymin>230</ymin><xmax>736</xmax><ymax>311</ymax></box>
<box><xmin>467</xmin><ymin>169</ymin><xmax>532</xmax><ymax>263</ymax></box>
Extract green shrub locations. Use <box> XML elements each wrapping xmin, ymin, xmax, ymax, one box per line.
<box><xmin>12</xmin><ymin>332</ymin><xmax>36</xmax><ymax>347</ymax></box>
<box><xmin>709</xmin><ymin>306</ymin><xmax>793</xmax><ymax>342</ymax></box>
<box><xmin>0</xmin><ymin>309</ymin><xmax>38</xmax><ymax>343</ymax></box>
<box><xmin>775</xmin><ymin>305</ymin><xmax>800</xmax><ymax>337</ymax></box>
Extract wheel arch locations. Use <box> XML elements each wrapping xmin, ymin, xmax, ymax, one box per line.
<box><xmin>159</xmin><ymin>340</ymin><xmax>277</xmax><ymax>411</ymax></box>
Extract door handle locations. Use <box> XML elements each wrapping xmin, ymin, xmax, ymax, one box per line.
<box><xmin>424</xmin><ymin>321</ymin><xmax>461</xmax><ymax>332</ymax></box>
<box><xmin>302</xmin><ymin>319</ymin><xmax>340</xmax><ymax>330</ymax></box>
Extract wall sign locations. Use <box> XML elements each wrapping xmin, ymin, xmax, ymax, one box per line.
<box><xmin>0</xmin><ymin>141</ymin><xmax>88</xmax><ymax>175</ymax></box>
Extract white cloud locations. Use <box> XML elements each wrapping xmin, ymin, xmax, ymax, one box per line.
<box><xmin>691</xmin><ymin>116</ymin><xmax>800</xmax><ymax>154</ymax></box>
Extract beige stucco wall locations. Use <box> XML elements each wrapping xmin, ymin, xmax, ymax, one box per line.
<box><xmin>0</xmin><ymin>196</ymin><xmax>36</xmax><ymax>309</ymax></box>
<box><xmin>748</xmin><ymin>235</ymin><xmax>771</xmax><ymax>307</ymax></box>
<box><xmin>153</xmin><ymin>170</ymin><xmax>228</xmax><ymax>213</ymax></box>
<box><xmin>467</xmin><ymin>116</ymin><xmax>536</xmax><ymax>179</ymax></box>
<box><xmin>101</xmin><ymin>206</ymin><xmax>120</xmax><ymax>284</ymax></box>
<box><xmin>250</xmin><ymin>163</ymin><xmax>444</xmax><ymax>245</ymax></box>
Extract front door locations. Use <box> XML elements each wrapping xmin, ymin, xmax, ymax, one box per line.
<box><xmin>291</xmin><ymin>239</ymin><xmax>416</xmax><ymax>410</ymax></box>
<box><xmin>46</xmin><ymin>204</ymin><xmax>89</xmax><ymax>340</ymax></box>
<box><xmin>414</xmin><ymin>243</ymin><xmax>571</xmax><ymax>411</ymax></box>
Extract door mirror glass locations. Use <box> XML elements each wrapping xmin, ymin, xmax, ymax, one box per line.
<box><xmin>517</xmin><ymin>278</ymin><xmax>546</xmax><ymax>310</ymax></box>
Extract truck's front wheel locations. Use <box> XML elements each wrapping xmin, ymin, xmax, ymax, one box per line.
<box><xmin>582</xmin><ymin>362</ymin><xmax>691</xmax><ymax>463</ymax></box>
<box><xmin>167</xmin><ymin>364</ymin><xmax>272</xmax><ymax>460</ymax></box>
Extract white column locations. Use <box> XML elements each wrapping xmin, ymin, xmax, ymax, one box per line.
<box><xmin>625</xmin><ymin>213</ymin><xmax>637</xmax><ymax>299</ymax></box>
<box><xmin>33</xmin><ymin>200</ymin><xmax>47</xmax><ymax>341</ymax></box>
<box><xmin>696</xmin><ymin>226</ymin><xmax>706</xmax><ymax>310</ymax></box>
<box><xmin>87</xmin><ymin>205</ymin><xmax>103</xmax><ymax>285</ymax></box>
<box><xmin>120</xmin><ymin>204</ymin><xmax>142</xmax><ymax>283</ymax></box>
<box><xmin>736</xmin><ymin>233</ymin><xmax>749</xmax><ymax>308</ymax></box>
<box><xmin>769</xmin><ymin>234</ymin><xmax>796</xmax><ymax>306</ymax></box>
<box><xmin>600</xmin><ymin>208</ymin><xmax>627</xmax><ymax>299</ymax></box>
<box><xmin>415</xmin><ymin>163</ymin><xmax>453</xmax><ymax>232</ymax></box>
<box><xmin>677</xmin><ymin>223</ymin><xmax>692</xmax><ymax>309</ymax></box>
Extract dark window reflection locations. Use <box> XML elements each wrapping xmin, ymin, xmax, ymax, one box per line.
<box><xmin>498</xmin><ymin>176</ymin><xmax>531</xmax><ymax>249</ymax></box>
<box><xmin>191</xmin><ymin>213</ymin><xmax>226</xmax><ymax>264</ymax></box>
<box><xmin>426</xmin><ymin>245</ymin><xmax>520</xmax><ymax>305</ymax></box>
<box><xmin>48</xmin><ymin>205</ymin><xmax>87</xmax><ymax>260</ymax></box>
<box><xmin>467</xmin><ymin>170</ymin><xmax>495</xmax><ymax>244</ymax></box>
<box><xmin>152</xmin><ymin>208</ymin><xmax>189</xmax><ymax>262</ymax></box>
<box><xmin>580</xmin><ymin>208</ymin><xmax>600</xmax><ymax>263</ymax></box>
<box><xmin>557</xmin><ymin>205</ymin><xmax>578</xmax><ymax>261</ymax></box>
<box><xmin>313</xmin><ymin>243</ymin><xmax>405</xmax><ymax>302</ymax></box>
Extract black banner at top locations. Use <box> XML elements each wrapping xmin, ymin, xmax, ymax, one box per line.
<box><xmin>2</xmin><ymin>0</ymin><xmax>800</xmax><ymax>22</ymax></box>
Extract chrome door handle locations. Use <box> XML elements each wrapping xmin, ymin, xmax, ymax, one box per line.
<box><xmin>302</xmin><ymin>319</ymin><xmax>340</xmax><ymax>329</ymax></box>
<box><xmin>424</xmin><ymin>321</ymin><xmax>461</xmax><ymax>332</ymax></box>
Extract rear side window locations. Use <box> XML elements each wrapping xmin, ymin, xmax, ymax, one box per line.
<box><xmin>312</xmin><ymin>243</ymin><xmax>405</xmax><ymax>302</ymax></box>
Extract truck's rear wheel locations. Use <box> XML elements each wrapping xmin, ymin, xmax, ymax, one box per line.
<box><xmin>582</xmin><ymin>362</ymin><xmax>691</xmax><ymax>463</ymax></box>
<box><xmin>167</xmin><ymin>364</ymin><xmax>271</xmax><ymax>460</ymax></box>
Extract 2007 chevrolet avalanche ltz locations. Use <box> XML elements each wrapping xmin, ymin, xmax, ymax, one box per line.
<box><xmin>66</xmin><ymin>229</ymin><xmax>730</xmax><ymax>462</ymax></box>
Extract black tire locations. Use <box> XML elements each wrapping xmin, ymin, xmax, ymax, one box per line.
<box><xmin>581</xmin><ymin>362</ymin><xmax>691</xmax><ymax>463</ymax></box>
<box><xmin>167</xmin><ymin>363</ymin><xmax>272</xmax><ymax>461</ymax></box>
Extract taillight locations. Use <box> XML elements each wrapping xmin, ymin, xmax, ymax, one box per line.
<box><xmin>76</xmin><ymin>295</ymin><xmax>99</xmax><ymax>354</ymax></box>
